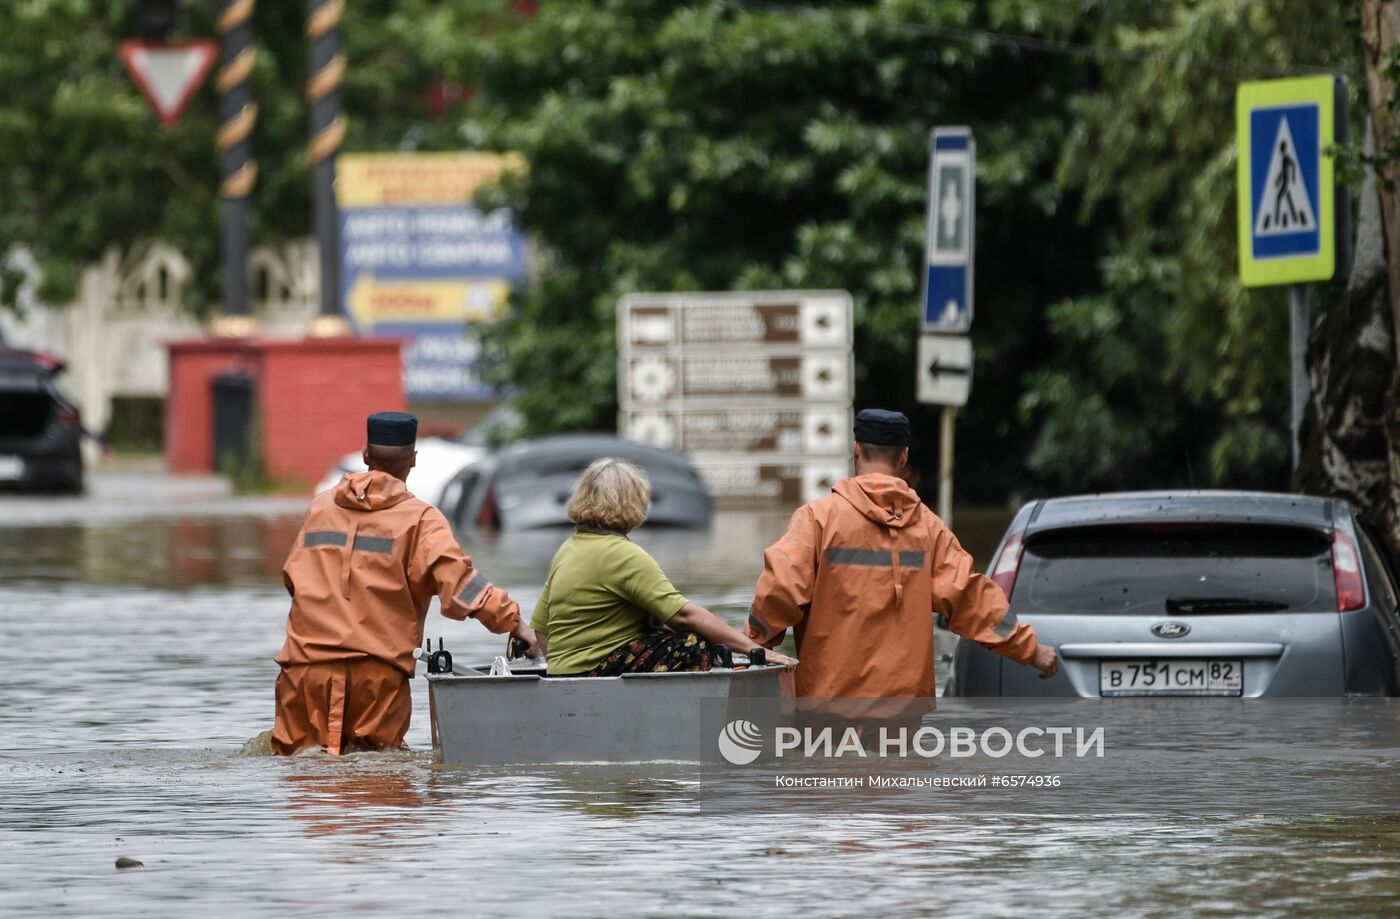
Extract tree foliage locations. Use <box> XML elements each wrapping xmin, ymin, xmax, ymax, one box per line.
<box><xmin>0</xmin><ymin>0</ymin><xmax>1383</xmax><ymax>509</ymax></box>
<box><xmin>1021</xmin><ymin>0</ymin><xmax>1358</xmax><ymax>492</ymax></box>
<box><xmin>0</xmin><ymin>0</ymin><xmax>504</xmax><ymax>313</ymax></box>
<box><xmin>468</xmin><ymin>0</ymin><xmax>1102</xmax><ymax>499</ymax></box>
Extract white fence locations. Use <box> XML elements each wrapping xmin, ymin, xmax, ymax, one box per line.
<box><xmin>0</xmin><ymin>241</ymin><xmax>322</xmax><ymax>446</ymax></box>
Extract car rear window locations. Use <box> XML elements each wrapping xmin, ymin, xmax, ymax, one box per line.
<box><xmin>1013</xmin><ymin>523</ymin><xmax>1337</xmax><ymax>614</ymax></box>
<box><xmin>0</xmin><ymin>390</ymin><xmax>53</xmax><ymax>438</ymax></box>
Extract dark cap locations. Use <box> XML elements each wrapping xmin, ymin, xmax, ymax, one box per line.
<box><xmin>854</xmin><ymin>408</ymin><xmax>910</xmax><ymax>446</ymax></box>
<box><xmin>367</xmin><ymin>411</ymin><xmax>418</xmax><ymax>447</ymax></box>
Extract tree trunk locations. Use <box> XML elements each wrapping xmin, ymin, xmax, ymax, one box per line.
<box><xmin>1362</xmin><ymin>0</ymin><xmax>1400</xmax><ymax>346</ymax></box>
<box><xmin>1300</xmin><ymin>119</ymin><xmax>1400</xmax><ymax>556</ymax></box>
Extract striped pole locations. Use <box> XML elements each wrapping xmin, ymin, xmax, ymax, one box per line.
<box><xmin>216</xmin><ymin>0</ymin><xmax>256</xmax><ymax>321</ymax></box>
<box><xmin>307</xmin><ymin>0</ymin><xmax>346</xmax><ymax>322</ymax></box>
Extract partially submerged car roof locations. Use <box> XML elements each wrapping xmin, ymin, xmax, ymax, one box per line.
<box><xmin>493</xmin><ymin>433</ymin><xmax>699</xmax><ymax>478</ymax></box>
<box><xmin>1025</xmin><ymin>490</ymin><xmax>1337</xmax><ymax>537</ymax></box>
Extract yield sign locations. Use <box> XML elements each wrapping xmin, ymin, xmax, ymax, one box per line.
<box><xmin>119</xmin><ymin>40</ymin><xmax>217</xmax><ymax>127</ymax></box>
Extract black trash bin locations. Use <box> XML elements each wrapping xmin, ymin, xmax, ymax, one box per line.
<box><xmin>211</xmin><ymin>371</ymin><xmax>255</xmax><ymax>472</ymax></box>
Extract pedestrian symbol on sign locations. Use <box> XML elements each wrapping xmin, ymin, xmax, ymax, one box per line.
<box><xmin>1254</xmin><ymin>116</ymin><xmax>1316</xmax><ymax>236</ymax></box>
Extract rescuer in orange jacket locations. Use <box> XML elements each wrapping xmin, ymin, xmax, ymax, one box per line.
<box><xmin>747</xmin><ymin>409</ymin><xmax>1058</xmax><ymax>699</ymax></box>
<box><xmin>272</xmin><ymin>412</ymin><xmax>538</xmax><ymax>755</ymax></box>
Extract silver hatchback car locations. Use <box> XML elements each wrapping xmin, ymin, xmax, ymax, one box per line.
<box><xmin>946</xmin><ymin>491</ymin><xmax>1400</xmax><ymax>698</ymax></box>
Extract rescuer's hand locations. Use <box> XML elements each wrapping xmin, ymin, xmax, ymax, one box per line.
<box><xmin>1032</xmin><ymin>644</ymin><xmax>1059</xmax><ymax>679</ymax></box>
<box><xmin>511</xmin><ymin>622</ymin><xmax>542</xmax><ymax>658</ymax></box>
<box><xmin>759</xmin><ymin>647</ymin><xmax>797</xmax><ymax>670</ymax></box>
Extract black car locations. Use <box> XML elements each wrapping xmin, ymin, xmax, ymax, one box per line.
<box><xmin>441</xmin><ymin>434</ymin><xmax>713</xmax><ymax>532</ymax></box>
<box><xmin>0</xmin><ymin>347</ymin><xmax>84</xmax><ymax>492</ymax></box>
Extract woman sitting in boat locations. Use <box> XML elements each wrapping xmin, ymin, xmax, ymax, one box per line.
<box><xmin>530</xmin><ymin>458</ymin><xmax>794</xmax><ymax>676</ymax></box>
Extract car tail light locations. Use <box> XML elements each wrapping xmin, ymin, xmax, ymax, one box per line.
<box><xmin>55</xmin><ymin>405</ymin><xmax>81</xmax><ymax>429</ymax></box>
<box><xmin>1332</xmin><ymin>526</ymin><xmax>1366</xmax><ymax>612</ymax></box>
<box><xmin>989</xmin><ymin>527</ymin><xmax>1025</xmax><ymax>600</ymax></box>
<box><xmin>475</xmin><ymin>482</ymin><xmax>498</xmax><ymax>528</ymax></box>
<box><xmin>20</xmin><ymin>349</ymin><xmax>65</xmax><ymax>373</ymax></box>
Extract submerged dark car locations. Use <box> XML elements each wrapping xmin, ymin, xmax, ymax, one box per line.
<box><xmin>947</xmin><ymin>491</ymin><xmax>1400</xmax><ymax>698</ymax></box>
<box><xmin>441</xmin><ymin>434</ymin><xmax>713</xmax><ymax>532</ymax></box>
<box><xmin>0</xmin><ymin>347</ymin><xmax>84</xmax><ymax>493</ymax></box>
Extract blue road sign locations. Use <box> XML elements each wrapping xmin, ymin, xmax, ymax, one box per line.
<box><xmin>921</xmin><ymin>127</ymin><xmax>975</xmax><ymax>332</ymax></box>
<box><xmin>1235</xmin><ymin>76</ymin><xmax>1336</xmax><ymax>287</ymax></box>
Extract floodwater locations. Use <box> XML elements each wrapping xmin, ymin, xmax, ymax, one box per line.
<box><xmin>4</xmin><ymin>474</ymin><xmax>1400</xmax><ymax>917</ymax></box>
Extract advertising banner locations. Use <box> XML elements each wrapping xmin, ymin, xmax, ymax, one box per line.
<box><xmin>336</xmin><ymin>152</ymin><xmax>528</xmax><ymax>401</ymax></box>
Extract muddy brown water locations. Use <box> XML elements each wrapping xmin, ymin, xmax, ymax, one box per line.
<box><xmin>3</xmin><ymin>485</ymin><xmax>1400</xmax><ymax>916</ymax></box>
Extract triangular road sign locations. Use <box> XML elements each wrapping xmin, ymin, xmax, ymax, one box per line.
<box><xmin>1254</xmin><ymin>115</ymin><xmax>1317</xmax><ymax>236</ymax></box>
<box><xmin>119</xmin><ymin>40</ymin><xmax>217</xmax><ymax>127</ymax></box>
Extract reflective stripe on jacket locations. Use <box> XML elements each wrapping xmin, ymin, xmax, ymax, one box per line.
<box><xmin>747</xmin><ymin>473</ymin><xmax>1037</xmax><ymax>698</ymax></box>
<box><xmin>275</xmin><ymin>470</ymin><xmax>519</xmax><ymax>676</ymax></box>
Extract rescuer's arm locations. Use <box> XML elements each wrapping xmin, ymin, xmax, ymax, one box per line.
<box><xmin>281</xmin><ymin>523</ymin><xmax>307</xmax><ymax>597</ymax></box>
<box><xmin>747</xmin><ymin>506</ymin><xmax>820</xmax><ymax>649</ymax></box>
<box><xmin>668</xmin><ymin>603</ymin><xmax>795</xmax><ymax>668</ymax></box>
<box><xmin>413</xmin><ymin>509</ymin><xmax>539</xmax><ymax>653</ymax></box>
<box><xmin>934</xmin><ymin>528</ymin><xmax>1057</xmax><ymax>677</ymax></box>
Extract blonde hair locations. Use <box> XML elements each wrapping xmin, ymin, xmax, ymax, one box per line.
<box><xmin>567</xmin><ymin>458</ymin><xmax>651</xmax><ymax>533</ymax></box>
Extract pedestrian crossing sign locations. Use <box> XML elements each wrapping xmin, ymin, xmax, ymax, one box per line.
<box><xmin>1236</xmin><ymin>76</ymin><xmax>1336</xmax><ymax>287</ymax></box>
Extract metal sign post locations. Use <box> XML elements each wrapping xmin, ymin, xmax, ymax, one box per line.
<box><xmin>918</xmin><ymin>128</ymin><xmax>975</xmax><ymax>524</ymax></box>
<box><xmin>215</xmin><ymin>0</ymin><xmax>255</xmax><ymax>323</ymax></box>
<box><xmin>308</xmin><ymin>0</ymin><xmax>347</xmax><ymax>326</ymax></box>
<box><xmin>1289</xmin><ymin>285</ymin><xmax>1309</xmax><ymax>469</ymax></box>
<box><xmin>1236</xmin><ymin>76</ymin><xmax>1342</xmax><ymax>471</ymax></box>
<box><xmin>917</xmin><ymin>334</ymin><xmax>972</xmax><ymax>521</ymax></box>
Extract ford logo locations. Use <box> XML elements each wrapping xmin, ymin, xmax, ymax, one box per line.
<box><xmin>1152</xmin><ymin>621</ymin><xmax>1191</xmax><ymax>639</ymax></box>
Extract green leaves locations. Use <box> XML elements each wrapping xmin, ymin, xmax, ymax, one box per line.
<box><xmin>0</xmin><ymin>0</ymin><xmax>516</xmax><ymax>314</ymax></box>
<box><xmin>470</xmin><ymin>1</ymin><xmax>1094</xmax><ymax>497</ymax></box>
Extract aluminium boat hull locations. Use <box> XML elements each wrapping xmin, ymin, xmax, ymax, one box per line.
<box><xmin>426</xmin><ymin>661</ymin><xmax>794</xmax><ymax>765</ymax></box>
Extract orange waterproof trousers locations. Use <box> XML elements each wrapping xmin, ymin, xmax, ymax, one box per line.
<box><xmin>272</xmin><ymin>658</ymin><xmax>411</xmax><ymax>755</ymax></box>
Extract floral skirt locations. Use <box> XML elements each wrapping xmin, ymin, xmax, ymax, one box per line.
<box><xmin>579</xmin><ymin>630</ymin><xmax>733</xmax><ymax>677</ymax></box>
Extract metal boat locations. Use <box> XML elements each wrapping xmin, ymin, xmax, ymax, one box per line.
<box><xmin>419</xmin><ymin>642</ymin><xmax>794</xmax><ymax>765</ymax></box>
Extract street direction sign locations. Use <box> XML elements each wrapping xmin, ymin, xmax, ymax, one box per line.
<box><xmin>916</xmin><ymin>334</ymin><xmax>972</xmax><ymax>406</ymax></box>
<box><xmin>691</xmin><ymin>458</ymin><xmax>850</xmax><ymax>506</ymax></box>
<box><xmin>119</xmin><ymin>40</ymin><xmax>217</xmax><ymax>127</ymax></box>
<box><xmin>335</xmin><ymin>153</ymin><xmax>528</xmax><ymax>401</ymax></box>
<box><xmin>1236</xmin><ymin>76</ymin><xmax>1337</xmax><ymax>287</ymax></box>
<box><xmin>921</xmin><ymin>127</ymin><xmax>975</xmax><ymax>332</ymax></box>
<box><xmin>625</xmin><ymin>352</ymin><xmax>850</xmax><ymax>404</ymax></box>
<box><xmin>623</xmin><ymin>294</ymin><xmax>850</xmax><ymax>348</ymax></box>
<box><xmin>618</xmin><ymin>291</ymin><xmax>854</xmax><ymax>506</ymax></box>
<box><xmin>623</xmin><ymin>406</ymin><xmax>849</xmax><ymax>454</ymax></box>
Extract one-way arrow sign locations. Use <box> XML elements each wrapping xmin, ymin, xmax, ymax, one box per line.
<box><xmin>917</xmin><ymin>334</ymin><xmax>972</xmax><ymax>406</ymax></box>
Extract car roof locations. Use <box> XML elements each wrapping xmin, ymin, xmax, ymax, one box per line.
<box><xmin>493</xmin><ymin>433</ymin><xmax>697</xmax><ymax>475</ymax></box>
<box><xmin>1026</xmin><ymin>490</ymin><xmax>1336</xmax><ymax>536</ymax></box>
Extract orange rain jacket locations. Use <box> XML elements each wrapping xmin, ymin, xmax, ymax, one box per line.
<box><xmin>747</xmin><ymin>473</ymin><xmax>1039</xmax><ymax>699</ymax></box>
<box><xmin>272</xmin><ymin>470</ymin><xmax>520</xmax><ymax>754</ymax></box>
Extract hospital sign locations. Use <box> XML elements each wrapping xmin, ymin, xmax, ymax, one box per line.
<box><xmin>1235</xmin><ymin>76</ymin><xmax>1338</xmax><ymax>287</ymax></box>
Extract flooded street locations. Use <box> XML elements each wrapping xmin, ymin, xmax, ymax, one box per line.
<box><xmin>5</xmin><ymin>475</ymin><xmax>1400</xmax><ymax>917</ymax></box>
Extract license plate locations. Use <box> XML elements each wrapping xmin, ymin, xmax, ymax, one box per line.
<box><xmin>1100</xmin><ymin>659</ymin><xmax>1243</xmax><ymax>697</ymax></box>
<box><xmin>0</xmin><ymin>456</ymin><xmax>22</xmax><ymax>481</ymax></box>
